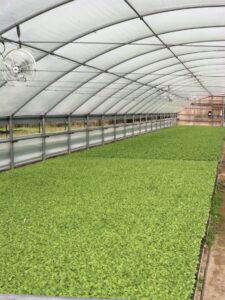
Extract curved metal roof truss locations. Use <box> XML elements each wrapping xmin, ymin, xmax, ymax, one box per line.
<box><xmin>1</xmin><ymin>0</ymin><xmax>225</xmax><ymax>117</ymax></box>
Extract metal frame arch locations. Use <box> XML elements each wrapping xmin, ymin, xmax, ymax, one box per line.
<box><xmin>2</xmin><ymin>1</ymin><xmax>225</xmax><ymax>117</ymax></box>
<box><xmin>110</xmin><ymin>88</ymin><xmax>160</xmax><ymax>115</ymax></box>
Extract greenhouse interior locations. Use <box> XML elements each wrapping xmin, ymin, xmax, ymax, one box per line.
<box><xmin>1</xmin><ymin>1</ymin><xmax>225</xmax><ymax>300</ymax></box>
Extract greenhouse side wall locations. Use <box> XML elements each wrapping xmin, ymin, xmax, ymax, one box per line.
<box><xmin>0</xmin><ymin>114</ymin><xmax>177</xmax><ymax>171</ymax></box>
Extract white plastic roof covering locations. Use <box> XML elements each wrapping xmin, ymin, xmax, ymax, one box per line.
<box><xmin>1</xmin><ymin>0</ymin><xmax>225</xmax><ymax>117</ymax></box>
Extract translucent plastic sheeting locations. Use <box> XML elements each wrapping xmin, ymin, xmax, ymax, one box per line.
<box><xmin>128</xmin><ymin>0</ymin><xmax>225</xmax><ymax>15</ymax></box>
<box><xmin>125</xmin><ymin>125</ymin><xmax>133</xmax><ymax>137</ymax></box>
<box><xmin>92</xmin><ymin>86</ymin><xmax>152</xmax><ymax>114</ymax></box>
<box><xmin>71</xmin><ymin>131</ymin><xmax>87</xmax><ymax>150</ymax></box>
<box><xmin>17</xmin><ymin>66</ymin><xmax>101</xmax><ymax>116</ymax></box>
<box><xmin>89</xmin><ymin>129</ymin><xmax>102</xmax><ymax>146</ymax></box>
<box><xmin>0</xmin><ymin>142</ymin><xmax>10</xmax><ymax>170</ymax></box>
<box><xmin>0</xmin><ymin>55</ymin><xmax>77</xmax><ymax>117</ymax></box>
<box><xmin>13</xmin><ymin>138</ymin><xmax>42</xmax><ymax>166</ymax></box>
<box><xmin>49</xmin><ymin>73</ymin><xmax>118</xmax><ymax>115</ymax></box>
<box><xmin>0</xmin><ymin>0</ymin><xmax>68</xmax><ymax>33</ymax></box>
<box><xmin>104</xmin><ymin>127</ymin><xmax>114</xmax><ymax>142</ymax></box>
<box><xmin>2</xmin><ymin>0</ymin><xmax>225</xmax><ymax>117</ymax></box>
<box><xmin>145</xmin><ymin>7</ymin><xmax>225</xmax><ymax>34</ymax></box>
<box><xmin>0</xmin><ymin>117</ymin><xmax>176</xmax><ymax>171</ymax></box>
<box><xmin>78</xmin><ymin>85</ymin><xmax>150</xmax><ymax>115</ymax></box>
<box><xmin>45</xmin><ymin>134</ymin><xmax>69</xmax><ymax>157</ymax></box>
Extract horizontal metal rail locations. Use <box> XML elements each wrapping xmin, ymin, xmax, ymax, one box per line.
<box><xmin>0</xmin><ymin>114</ymin><xmax>177</xmax><ymax>171</ymax></box>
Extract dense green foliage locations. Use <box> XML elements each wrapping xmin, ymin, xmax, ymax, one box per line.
<box><xmin>79</xmin><ymin>126</ymin><xmax>224</xmax><ymax>161</ymax></box>
<box><xmin>0</xmin><ymin>126</ymin><xmax>224</xmax><ymax>300</ymax></box>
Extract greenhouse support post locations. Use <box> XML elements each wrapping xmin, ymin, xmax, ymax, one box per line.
<box><xmin>222</xmin><ymin>97</ymin><xmax>225</xmax><ymax>127</ymax></box>
<box><xmin>86</xmin><ymin>115</ymin><xmax>90</xmax><ymax>148</ymax></box>
<box><xmin>0</xmin><ymin>114</ymin><xmax>176</xmax><ymax>172</ymax></box>
<box><xmin>124</xmin><ymin>115</ymin><xmax>126</xmax><ymax>137</ymax></box>
<box><xmin>145</xmin><ymin>114</ymin><xmax>148</xmax><ymax>132</ymax></box>
<box><xmin>9</xmin><ymin>116</ymin><xmax>14</xmax><ymax>169</ymax></box>
<box><xmin>114</xmin><ymin>115</ymin><xmax>116</xmax><ymax>141</ymax></box>
<box><xmin>68</xmin><ymin>114</ymin><xmax>71</xmax><ymax>154</ymax></box>
<box><xmin>42</xmin><ymin>115</ymin><xmax>46</xmax><ymax>161</ymax></box>
<box><xmin>139</xmin><ymin>114</ymin><xmax>141</xmax><ymax>133</ymax></box>
<box><xmin>101</xmin><ymin>115</ymin><xmax>104</xmax><ymax>145</ymax></box>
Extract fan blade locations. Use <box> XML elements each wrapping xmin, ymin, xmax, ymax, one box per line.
<box><xmin>2</xmin><ymin>48</ymin><xmax>36</xmax><ymax>84</ymax></box>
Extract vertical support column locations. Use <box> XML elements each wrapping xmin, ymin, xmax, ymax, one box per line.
<box><xmin>5</xmin><ymin>123</ymin><xmax>8</xmax><ymax>138</ymax></box>
<box><xmin>132</xmin><ymin>114</ymin><xmax>135</xmax><ymax>136</ymax></box>
<box><xmin>139</xmin><ymin>114</ymin><xmax>141</xmax><ymax>134</ymax></box>
<box><xmin>124</xmin><ymin>114</ymin><xmax>126</xmax><ymax>138</ymax></box>
<box><xmin>114</xmin><ymin>115</ymin><xmax>116</xmax><ymax>141</ymax></box>
<box><xmin>145</xmin><ymin>114</ymin><xmax>148</xmax><ymax>132</ymax></box>
<box><xmin>160</xmin><ymin>114</ymin><xmax>162</xmax><ymax>129</ymax></box>
<box><xmin>151</xmin><ymin>114</ymin><xmax>153</xmax><ymax>131</ymax></box>
<box><xmin>86</xmin><ymin>115</ymin><xmax>90</xmax><ymax>148</ymax></box>
<box><xmin>222</xmin><ymin>97</ymin><xmax>225</xmax><ymax>127</ymax></box>
<box><xmin>9</xmin><ymin>116</ymin><xmax>14</xmax><ymax>169</ymax></box>
<box><xmin>101</xmin><ymin>115</ymin><xmax>104</xmax><ymax>145</ymax></box>
<box><xmin>42</xmin><ymin>115</ymin><xmax>46</xmax><ymax>161</ymax></box>
<box><xmin>156</xmin><ymin>114</ymin><xmax>158</xmax><ymax>130</ymax></box>
<box><xmin>68</xmin><ymin>114</ymin><xmax>71</xmax><ymax>154</ymax></box>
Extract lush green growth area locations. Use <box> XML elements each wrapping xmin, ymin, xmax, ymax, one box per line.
<box><xmin>79</xmin><ymin>126</ymin><xmax>224</xmax><ymax>161</ymax></box>
<box><xmin>0</xmin><ymin>126</ymin><xmax>224</xmax><ymax>300</ymax></box>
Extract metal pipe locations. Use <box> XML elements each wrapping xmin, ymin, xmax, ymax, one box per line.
<box><xmin>145</xmin><ymin>114</ymin><xmax>148</xmax><ymax>132</ymax></box>
<box><xmin>42</xmin><ymin>115</ymin><xmax>46</xmax><ymax>160</ymax></box>
<box><xmin>139</xmin><ymin>114</ymin><xmax>141</xmax><ymax>134</ymax></box>
<box><xmin>114</xmin><ymin>115</ymin><xmax>116</xmax><ymax>141</ymax></box>
<box><xmin>101</xmin><ymin>115</ymin><xmax>104</xmax><ymax>145</ymax></box>
<box><xmin>86</xmin><ymin>115</ymin><xmax>89</xmax><ymax>148</ymax></box>
<box><xmin>222</xmin><ymin>97</ymin><xmax>225</xmax><ymax>127</ymax></box>
<box><xmin>124</xmin><ymin>114</ymin><xmax>126</xmax><ymax>138</ymax></box>
<box><xmin>68</xmin><ymin>114</ymin><xmax>71</xmax><ymax>154</ymax></box>
<box><xmin>9</xmin><ymin>116</ymin><xmax>14</xmax><ymax>169</ymax></box>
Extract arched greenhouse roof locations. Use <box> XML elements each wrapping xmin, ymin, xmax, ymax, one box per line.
<box><xmin>1</xmin><ymin>0</ymin><xmax>225</xmax><ymax>117</ymax></box>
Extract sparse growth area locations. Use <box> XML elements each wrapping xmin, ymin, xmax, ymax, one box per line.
<box><xmin>0</xmin><ymin>126</ymin><xmax>224</xmax><ymax>300</ymax></box>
